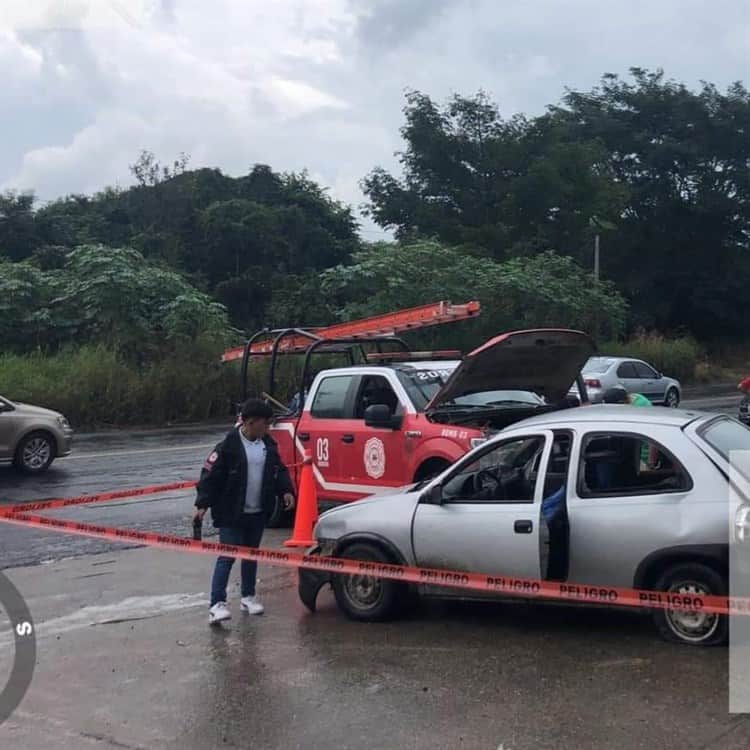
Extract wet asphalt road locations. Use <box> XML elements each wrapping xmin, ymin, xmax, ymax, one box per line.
<box><xmin>0</xmin><ymin>388</ymin><xmax>748</xmax><ymax>749</ymax></box>
<box><xmin>0</xmin><ymin>424</ymin><xmax>227</xmax><ymax>568</ymax></box>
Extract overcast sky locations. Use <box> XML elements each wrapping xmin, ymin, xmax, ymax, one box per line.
<box><xmin>2</xmin><ymin>0</ymin><xmax>748</xmax><ymax>237</ymax></box>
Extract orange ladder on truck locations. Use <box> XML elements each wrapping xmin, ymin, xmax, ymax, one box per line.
<box><xmin>221</xmin><ymin>300</ymin><xmax>481</xmax><ymax>363</ymax></box>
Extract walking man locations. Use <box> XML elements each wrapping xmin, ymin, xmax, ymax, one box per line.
<box><xmin>193</xmin><ymin>398</ymin><xmax>295</xmax><ymax>625</ymax></box>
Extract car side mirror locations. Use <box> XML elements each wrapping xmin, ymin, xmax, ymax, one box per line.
<box><xmin>364</xmin><ymin>404</ymin><xmax>402</xmax><ymax>430</ymax></box>
<box><xmin>421</xmin><ymin>484</ymin><xmax>444</xmax><ymax>505</ymax></box>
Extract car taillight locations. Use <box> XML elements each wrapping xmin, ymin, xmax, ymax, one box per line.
<box><xmin>584</xmin><ymin>378</ymin><xmax>602</xmax><ymax>389</ymax></box>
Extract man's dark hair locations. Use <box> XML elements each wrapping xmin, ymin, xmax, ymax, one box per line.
<box><xmin>240</xmin><ymin>398</ymin><xmax>273</xmax><ymax>420</ymax></box>
<box><xmin>602</xmin><ymin>385</ymin><xmax>628</xmax><ymax>404</ymax></box>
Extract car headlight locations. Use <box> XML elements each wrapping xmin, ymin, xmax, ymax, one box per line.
<box><xmin>57</xmin><ymin>416</ymin><xmax>70</xmax><ymax>430</ymax></box>
<box><xmin>470</xmin><ymin>437</ymin><xmax>487</xmax><ymax>450</ymax></box>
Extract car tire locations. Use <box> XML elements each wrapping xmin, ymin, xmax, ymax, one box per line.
<box><xmin>332</xmin><ymin>542</ymin><xmax>406</xmax><ymax>622</ymax></box>
<box><xmin>651</xmin><ymin>562</ymin><xmax>727</xmax><ymax>646</ymax></box>
<box><xmin>414</xmin><ymin>459</ymin><xmax>450</xmax><ymax>483</ymax></box>
<box><xmin>665</xmin><ymin>388</ymin><xmax>680</xmax><ymax>408</ymax></box>
<box><xmin>13</xmin><ymin>431</ymin><xmax>56</xmax><ymax>474</ymax></box>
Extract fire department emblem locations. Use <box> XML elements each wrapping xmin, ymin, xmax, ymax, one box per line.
<box><xmin>363</xmin><ymin>437</ymin><xmax>386</xmax><ymax>479</ymax></box>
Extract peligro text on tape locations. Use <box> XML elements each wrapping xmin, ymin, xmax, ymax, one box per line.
<box><xmin>1</xmin><ymin>508</ymin><xmax>749</xmax><ymax>617</ymax></box>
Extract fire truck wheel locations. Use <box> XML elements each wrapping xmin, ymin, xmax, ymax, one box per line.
<box><xmin>332</xmin><ymin>542</ymin><xmax>406</xmax><ymax>622</ymax></box>
<box><xmin>414</xmin><ymin>458</ymin><xmax>450</xmax><ymax>483</ymax></box>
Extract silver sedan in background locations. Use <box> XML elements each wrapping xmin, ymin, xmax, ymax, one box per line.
<box><xmin>573</xmin><ymin>356</ymin><xmax>682</xmax><ymax>406</ymax></box>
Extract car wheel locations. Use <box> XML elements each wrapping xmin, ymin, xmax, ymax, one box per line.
<box><xmin>651</xmin><ymin>563</ymin><xmax>727</xmax><ymax>646</ymax></box>
<box><xmin>414</xmin><ymin>459</ymin><xmax>450</xmax><ymax>483</ymax></box>
<box><xmin>14</xmin><ymin>431</ymin><xmax>56</xmax><ymax>474</ymax></box>
<box><xmin>665</xmin><ymin>388</ymin><xmax>680</xmax><ymax>408</ymax></box>
<box><xmin>332</xmin><ymin>542</ymin><xmax>406</xmax><ymax>622</ymax></box>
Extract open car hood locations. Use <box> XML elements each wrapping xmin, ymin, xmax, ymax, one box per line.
<box><xmin>426</xmin><ymin>329</ymin><xmax>595</xmax><ymax>413</ymax></box>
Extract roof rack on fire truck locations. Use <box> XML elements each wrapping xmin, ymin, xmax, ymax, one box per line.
<box><xmin>221</xmin><ymin>300</ymin><xmax>480</xmax><ymax>403</ymax></box>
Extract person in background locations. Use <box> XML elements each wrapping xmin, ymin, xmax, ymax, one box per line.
<box><xmin>287</xmin><ymin>372</ymin><xmax>315</xmax><ymax>414</ymax></box>
<box><xmin>602</xmin><ymin>385</ymin><xmax>651</xmax><ymax>407</ymax></box>
<box><xmin>738</xmin><ymin>376</ymin><xmax>750</xmax><ymax>425</ymax></box>
<box><xmin>194</xmin><ymin>398</ymin><xmax>295</xmax><ymax>625</ymax></box>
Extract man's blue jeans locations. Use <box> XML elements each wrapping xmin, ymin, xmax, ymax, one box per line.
<box><xmin>210</xmin><ymin>514</ymin><xmax>265</xmax><ymax>606</ymax></box>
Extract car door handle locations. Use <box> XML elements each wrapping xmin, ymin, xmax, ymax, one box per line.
<box><xmin>341</xmin><ymin>434</ymin><xmax>354</xmax><ymax>444</ymax></box>
<box><xmin>298</xmin><ymin>432</ymin><xmax>310</xmax><ymax>442</ymax></box>
<box><xmin>514</xmin><ymin>520</ymin><xmax>533</xmax><ymax>534</ymax></box>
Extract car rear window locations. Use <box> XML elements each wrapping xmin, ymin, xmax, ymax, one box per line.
<box><xmin>699</xmin><ymin>417</ymin><xmax>750</xmax><ymax>462</ymax></box>
<box><xmin>582</xmin><ymin>357</ymin><xmax>613</xmax><ymax>374</ymax></box>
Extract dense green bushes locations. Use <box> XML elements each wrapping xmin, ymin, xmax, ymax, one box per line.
<box><xmin>0</xmin><ymin>344</ymin><xmax>238</xmax><ymax>428</ymax></box>
<box><xmin>0</xmin><ymin>245</ymin><xmax>234</xmax><ymax>357</ymax></box>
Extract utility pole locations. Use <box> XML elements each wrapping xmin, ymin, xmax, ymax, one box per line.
<box><xmin>593</xmin><ymin>233</ymin><xmax>600</xmax><ymax>281</ymax></box>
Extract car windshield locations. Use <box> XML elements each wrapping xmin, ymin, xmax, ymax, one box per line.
<box><xmin>396</xmin><ymin>368</ymin><xmax>544</xmax><ymax>411</ymax></box>
<box><xmin>396</xmin><ymin>367</ymin><xmax>455</xmax><ymax>410</ymax></box>
<box><xmin>582</xmin><ymin>357</ymin><xmax>614</xmax><ymax>374</ymax></box>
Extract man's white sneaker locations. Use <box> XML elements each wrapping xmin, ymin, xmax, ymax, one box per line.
<box><xmin>209</xmin><ymin>602</ymin><xmax>231</xmax><ymax>625</ymax></box>
<box><xmin>240</xmin><ymin>596</ymin><xmax>264</xmax><ymax>615</ymax></box>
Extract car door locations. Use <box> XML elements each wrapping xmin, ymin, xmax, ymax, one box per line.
<box><xmin>566</xmin><ymin>427</ymin><xmax>695</xmax><ymax>588</ymax></box>
<box><xmin>615</xmin><ymin>360</ymin><xmax>639</xmax><ymax>393</ymax></box>
<box><xmin>304</xmin><ymin>374</ymin><xmax>357</xmax><ymax>502</ymax></box>
<box><xmin>337</xmin><ymin>374</ymin><xmax>409</xmax><ymax>495</ymax></box>
<box><xmin>633</xmin><ymin>361</ymin><xmax>663</xmax><ymax>402</ymax></box>
<box><xmin>412</xmin><ymin>430</ymin><xmax>553</xmax><ymax>595</ymax></box>
<box><xmin>0</xmin><ymin>399</ymin><xmax>18</xmax><ymax>458</ymax></box>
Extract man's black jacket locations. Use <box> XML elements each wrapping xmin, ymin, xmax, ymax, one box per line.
<box><xmin>195</xmin><ymin>429</ymin><xmax>294</xmax><ymax>526</ymax></box>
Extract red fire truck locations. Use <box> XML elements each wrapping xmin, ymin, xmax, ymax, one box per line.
<box><xmin>222</xmin><ymin>302</ymin><xmax>593</xmax><ymax>525</ymax></box>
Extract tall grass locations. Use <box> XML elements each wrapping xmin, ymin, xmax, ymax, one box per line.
<box><xmin>601</xmin><ymin>333</ymin><xmax>703</xmax><ymax>382</ymax></box>
<box><xmin>0</xmin><ymin>344</ymin><xmax>239</xmax><ymax>428</ymax></box>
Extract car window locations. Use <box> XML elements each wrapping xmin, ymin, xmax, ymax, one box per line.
<box><xmin>616</xmin><ymin>362</ymin><xmax>638</xmax><ymax>378</ymax></box>
<box><xmin>698</xmin><ymin>418</ymin><xmax>750</xmax><ymax>462</ymax></box>
<box><xmin>634</xmin><ymin>362</ymin><xmax>658</xmax><ymax>379</ymax></box>
<box><xmin>310</xmin><ymin>376</ymin><xmax>354</xmax><ymax>419</ymax></box>
<box><xmin>542</xmin><ymin>432</ymin><xmax>572</xmax><ymax>498</ymax></box>
<box><xmin>578</xmin><ymin>432</ymin><xmax>692</xmax><ymax>497</ymax></box>
<box><xmin>442</xmin><ymin>435</ymin><xmax>544</xmax><ymax>504</ymax></box>
<box><xmin>354</xmin><ymin>375</ymin><xmax>400</xmax><ymax>419</ymax></box>
<box><xmin>582</xmin><ymin>357</ymin><xmax>614</xmax><ymax>374</ymax></box>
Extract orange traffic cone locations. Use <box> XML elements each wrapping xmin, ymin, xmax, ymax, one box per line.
<box><xmin>284</xmin><ymin>455</ymin><xmax>318</xmax><ymax>548</ymax></box>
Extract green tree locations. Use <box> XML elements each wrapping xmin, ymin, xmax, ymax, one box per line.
<box><xmin>553</xmin><ymin>69</ymin><xmax>750</xmax><ymax>338</ymax></box>
<box><xmin>0</xmin><ymin>191</ymin><xmax>40</xmax><ymax>261</ymax></box>
<box><xmin>320</xmin><ymin>241</ymin><xmax>626</xmax><ymax>348</ymax></box>
<box><xmin>362</xmin><ymin>90</ymin><xmax>626</xmax><ymax>261</ymax></box>
<box><xmin>1</xmin><ymin>244</ymin><xmax>233</xmax><ymax>358</ymax></box>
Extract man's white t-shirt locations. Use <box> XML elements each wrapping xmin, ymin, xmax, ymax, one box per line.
<box><xmin>239</xmin><ymin>430</ymin><xmax>266</xmax><ymax>513</ymax></box>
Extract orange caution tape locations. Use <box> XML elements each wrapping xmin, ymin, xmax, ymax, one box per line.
<box><xmin>0</xmin><ymin>481</ymin><xmax>197</xmax><ymax>514</ymax></box>
<box><xmin>1</xmin><ymin>497</ymin><xmax>748</xmax><ymax>617</ymax></box>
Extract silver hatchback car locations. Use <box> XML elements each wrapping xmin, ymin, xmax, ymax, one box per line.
<box><xmin>299</xmin><ymin>407</ymin><xmax>750</xmax><ymax>646</ymax></box>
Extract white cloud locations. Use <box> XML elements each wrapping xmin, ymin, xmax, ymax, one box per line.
<box><xmin>1</xmin><ymin>0</ymin><xmax>747</xmax><ymax>230</ymax></box>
